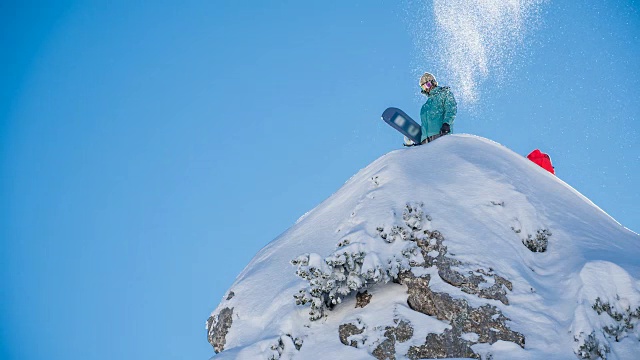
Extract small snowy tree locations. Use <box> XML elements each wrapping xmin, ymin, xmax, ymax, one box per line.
<box><xmin>593</xmin><ymin>297</ymin><xmax>640</xmax><ymax>342</ymax></box>
<box><xmin>522</xmin><ymin>229</ymin><xmax>551</xmax><ymax>253</ymax></box>
<box><xmin>574</xmin><ymin>297</ymin><xmax>640</xmax><ymax>359</ymax></box>
<box><xmin>292</xmin><ymin>203</ymin><xmax>427</xmax><ymax>320</ymax></box>
<box><xmin>575</xmin><ymin>331</ymin><xmax>610</xmax><ymax>360</ymax></box>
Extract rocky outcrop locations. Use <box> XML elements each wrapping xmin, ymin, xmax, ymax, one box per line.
<box><xmin>339</xmin><ymin>321</ymin><xmax>365</xmax><ymax>347</ymax></box>
<box><xmin>396</xmin><ymin>225</ymin><xmax>524</xmax><ymax>359</ymax></box>
<box><xmin>206</xmin><ymin>307</ymin><xmax>233</xmax><ymax>353</ymax></box>
<box><xmin>339</xmin><ymin>318</ymin><xmax>414</xmax><ymax>360</ymax></box>
<box><xmin>355</xmin><ymin>290</ymin><xmax>372</xmax><ymax>308</ymax></box>
<box><xmin>334</xmin><ymin>204</ymin><xmax>524</xmax><ymax>359</ymax></box>
<box><xmin>407</xmin><ymin>327</ymin><xmax>479</xmax><ymax>359</ymax></box>
<box><xmin>372</xmin><ymin>320</ymin><xmax>414</xmax><ymax>360</ymax></box>
<box><xmin>387</xmin><ymin>319</ymin><xmax>414</xmax><ymax>343</ymax></box>
<box><xmin>400</xmin><ymin>271</ymin><xmax>524</xmax><ymax>356</ymax></box>
<box><xmin>416</xmin><ymin>229</ymin><xmax>513</xmax><ymax>305</ymax></box>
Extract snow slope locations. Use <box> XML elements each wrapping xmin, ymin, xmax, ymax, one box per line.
<box><xmin>207</xmin><ymin>135</ymin><xmax>640</xmax><ymax>359</ymax></box>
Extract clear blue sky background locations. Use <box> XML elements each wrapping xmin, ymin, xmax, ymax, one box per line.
<box><xmin>1</xmin><ymin>1</ymin><xmax>638</xmax><ymax>359</ymax></box>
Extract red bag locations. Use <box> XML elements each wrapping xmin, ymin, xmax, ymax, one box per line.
<box><xmin>527</xmin><ymin>149</ymin><xmax>555</xmax><ymax>175</ymax></box>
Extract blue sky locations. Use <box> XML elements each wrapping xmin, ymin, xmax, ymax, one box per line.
<box><xmin>1</xmin><ymin>1</ymin><xmax>638</xmax><ymax>359</ymax></box>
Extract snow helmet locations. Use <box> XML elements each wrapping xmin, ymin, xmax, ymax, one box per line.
<box><xmin>419</xmin><ymin>72</ymin><xmax>438</xmax><ymax>94</ymax></box>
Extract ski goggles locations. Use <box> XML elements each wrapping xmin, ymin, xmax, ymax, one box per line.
<box><xmin>420</xmin><ymin>81</ymin><xmax>433</xmax><ymax>91</ymax></box>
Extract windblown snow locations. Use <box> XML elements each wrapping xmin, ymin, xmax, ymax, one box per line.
<box><xmin>410</xmin><ymin>0</ymin><xmax>545</xmax><ymax>103</ymax></box>
<box><xmin>207</xmin><ymin>135</ymin><xmax>640</xmax><ymax>360</ymax></box>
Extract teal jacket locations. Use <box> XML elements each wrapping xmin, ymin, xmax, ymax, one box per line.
<box><xmin>420</xmin><ymin>86</ymin><xmax>457</xmax><ymax>142</ymax></box>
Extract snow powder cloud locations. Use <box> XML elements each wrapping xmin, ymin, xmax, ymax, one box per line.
<box><xmin>412</xmin><ymin>0</ymin><xmax>545</xmax><ymax>103</ymax></box>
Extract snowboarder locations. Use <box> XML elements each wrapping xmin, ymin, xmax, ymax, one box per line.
<box><xmin>418</xmin><ymin>72</ymin><xmax>457</xmax><ymax>144</ymax></box>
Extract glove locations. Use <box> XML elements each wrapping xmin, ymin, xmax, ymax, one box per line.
<box><xmin>440</xmin><ymin>123</ymin><xmax>451</xmax><ymax>135</ymax></box>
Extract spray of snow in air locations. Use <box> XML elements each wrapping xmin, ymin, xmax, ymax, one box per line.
<box><xmin>410</xmin><ymin>0</ymin><xmax>545</xmax><ymax>104</ymax></box>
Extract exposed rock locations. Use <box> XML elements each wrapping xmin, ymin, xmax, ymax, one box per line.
<box><xmin>356</xmin><ymin>290</ymin><xmax>372</xmax><ymax>308</ymax></box>
<box><xmin>397</xmin><ymin>272</ymin><xmax>432</xmax><ymax>313</ymax></box>
<box><xmin>407</xmin><ymin>327</ymin><xmax>479</xmax><ymax>359</ymax></box>
<box><xmin>392</xmin><ymin>319</ymin><xmax>414</xmax><ymax>342</ymax></box>
<box><xmin>372</xmin><ymin>337</ymin><xmax>396</xmax><ymax>360</ymax></box>
<box><xmin>416</xmin><ymin>230</ymin><xmax>512</xmax><ymax>305</ymax></box>
<box><xmin>372</xmin><ymin>320</ymin><xmax>414</xmax><ymax>360</ymax></box>
<box><xmin>339</xmin><ymin>318</ymin><xmax>415</xmax><ymax>359</ymax></box>
<box><xmin>333</xmin><ymin>204</ymin><xmax>524</xmax><ymax>358</ymax></box>
<box><xmin>377</xmin><ymin>206</ymin><xmax>523</xmax><ymax>358</ymax></box>
<box><xmin>207</xmin><ymin>307</ymin><xmax>234</xmax><ymax>353</ymax></box>
<box><xmin>339</xmin><ymin>322</ymin><xmax>365</xmax><ymax>348</ymax></box>
<box><xmin>226</xmin><ymin>291</ymin><xmax>235</xmax><ymax>300</ymax></box>
<box><xmin>400</xmin><ymin>271</ymin><xmax>524</xmax><ymax>358</ymax></box>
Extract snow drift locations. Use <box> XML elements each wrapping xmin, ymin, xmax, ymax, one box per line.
<box><xmin>207</xmin><ymin>135</ymin><xmax>640</xmax><ymax>359</ymax></box>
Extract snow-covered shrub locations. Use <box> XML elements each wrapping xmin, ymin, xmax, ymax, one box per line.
<box><xmin>522</xmin><ymin>229</ymin><xmax>551</xmax><ymax>252</ymax></box>
<box><xmin>376</xmin><ymin>203</ymin><xmax>431</xmax><ymax>243</ymax></box>
<box><xmin>267</xmin><ymin>334</ymin><xmax>303</xmax><ymax>360</ymax></box>
<box><xmin>592</xmin><ymin>297</ymin><xmax>640</xmax><ymax>342</ymax></box>
<box><xmin>574</xmin><ymin>297</ymin><xmax>640</xmax><ymax>359</ymax></box>
<box><xmin>292</xmin><ymin>246</ymin><xmax>365</xmax><ymax>320</ymax></box>
<box><xmin>575</xmin><ymin>331</ymin><xmax>610</xmax><ymax>360</ymax></box>
<box><xmin>292</xmin><ymin>203</ymin><xmax>426</xmax><ymax>321</ymax></box>
<box><xmin>292</xmin><ymin>242</ymin><xmax>419</xmax><ymax>320</ymax></box>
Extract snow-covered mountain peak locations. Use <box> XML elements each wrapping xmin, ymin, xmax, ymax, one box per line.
<box><xmin>207</xmin><ymin>135</ymin><xmax>640</xmax><ymax>360</ymax></box>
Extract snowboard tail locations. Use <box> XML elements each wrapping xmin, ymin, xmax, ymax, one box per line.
<box><xmin>381</xmin><ymin>107</ymin><xmax>422</xmax><ymax>144</ymax></box>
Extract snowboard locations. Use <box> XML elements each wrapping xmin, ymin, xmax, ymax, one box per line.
<box><xmin>381</xmin><ymin>107</ymin><xmax>422</xmax><ymax>145</ymax></box>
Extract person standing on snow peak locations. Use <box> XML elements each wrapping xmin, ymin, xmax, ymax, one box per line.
<box><xmin>419</xmin><ymin>72</ymin><xmax>457</xmax><ymax>144</ymax></box>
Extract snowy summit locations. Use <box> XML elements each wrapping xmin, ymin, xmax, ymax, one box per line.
<box><xmin>207</xmin><ymin>135</ymin><xmax>640</xmax><ymax>360</ymax></box>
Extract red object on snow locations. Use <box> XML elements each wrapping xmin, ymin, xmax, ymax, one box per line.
<box><xmin>527</xmin><ymin>149</ymin><xmax>555</xmax><ymax>175</ymax></box>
